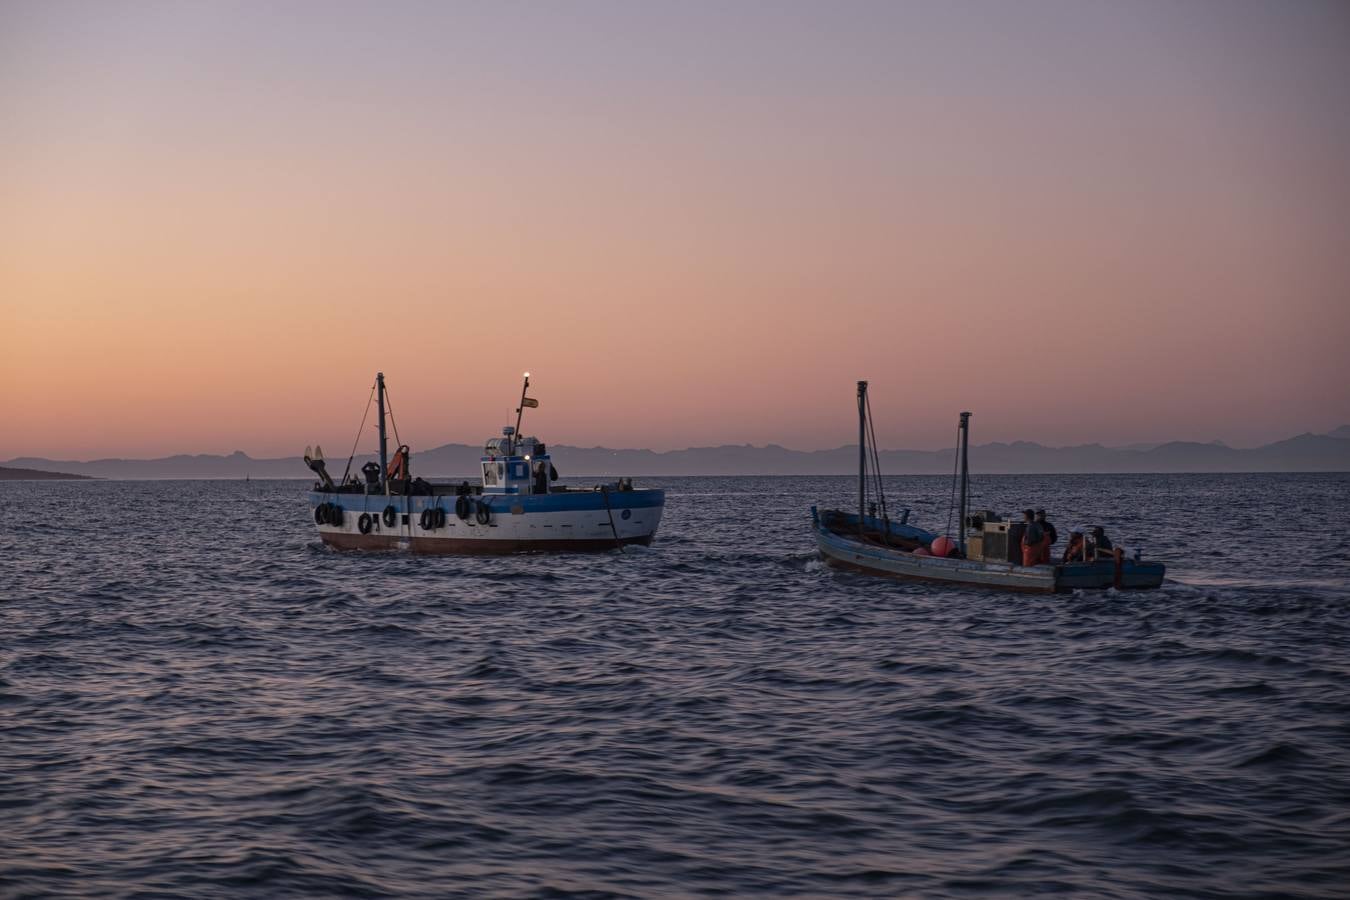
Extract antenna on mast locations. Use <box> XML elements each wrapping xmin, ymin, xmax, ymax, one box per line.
<box><xmin>512</xmin><ymin>372</ymin><xmax>538</xmax><ymax>455</ymax></box>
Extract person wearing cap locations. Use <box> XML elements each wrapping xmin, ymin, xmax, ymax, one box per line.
<box><xmin>1035</xmin><ymin>509</ymin><xmax>1058</xmax><ymax>563</ymax></box>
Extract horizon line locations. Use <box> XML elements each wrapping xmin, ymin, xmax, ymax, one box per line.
<box><xmin>5</xmin><ymin>424</ymin><xmax>1348</xmax><ymax>466</ymax></box>
<box><xmin>0</xmin><ymin>438</ymin><xmax>1268</xmax><ymax>465</ymax></box>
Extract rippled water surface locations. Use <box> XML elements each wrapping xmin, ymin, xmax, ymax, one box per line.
<box><xmin>4</xmin><ymin>474</ymin><xmax>1349</xmax><ymax>898</ymax></box>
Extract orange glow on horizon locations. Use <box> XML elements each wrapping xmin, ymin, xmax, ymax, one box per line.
<box><xmin>3</xmin><ymin>2</ymin><xmax>1348</xmax><ymax>460</ymax></box>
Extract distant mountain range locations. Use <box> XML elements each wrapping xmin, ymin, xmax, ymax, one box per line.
<box><xmin>5</xmin><ymin>427</ymin><xmax>1349</xmax><ymax>479</ymax></box>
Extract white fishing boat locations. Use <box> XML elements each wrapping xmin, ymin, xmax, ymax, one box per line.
<box><xmin>305</xmin><ymin>373</ymin><xmax>664</xmax><ymax>553</ymax></box>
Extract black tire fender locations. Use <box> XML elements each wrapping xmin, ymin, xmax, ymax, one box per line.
<box><xmin>314</xmin><ymin>504</ymin><xmax>328</xmax><ymax>525</ymax></box>
<box><xmin>419</xmin><ymin>508</ymin><xmax>433</xmax><ymax>530</ymax></box>
<box><xmin>382</xmin><ymin>505</ymin><xmax>397</xmax><ymax>527</ymax></box>
<box><xmin>434</xmin><ymin>507</ymin><xmax>447</xmax><ymax>528</ymax></box>
<box><xmin>455</xmin><ymin>495</ymin><xmax>471</xmax><ymax>521</ymax></box>
<box><xmin>330</xmin><ymin>505</ymin><xmax>343</xmax><ymax>527</ymax></box>
<box><xmin>475</xmin><ymin>500</ymin><xmax>491</xmax><ymax>525</ymax></box>
<box><xmin>358</xmin><ymin>512</ymin><xmax>374</xmax><ymax>534</ymax></box>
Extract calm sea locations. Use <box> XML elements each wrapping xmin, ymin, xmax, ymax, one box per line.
<box><xmin>3</xmin><ymin>474</ymin><xmax>1348</xmax><ymax>898</ymax></box>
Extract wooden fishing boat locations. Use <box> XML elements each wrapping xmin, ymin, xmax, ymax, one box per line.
<box><xmin>812</xmin><ymin>382</ymin><xmax>1165</xmax><ymax>592</ymax></box>
<box><xmin>304</xmin><ymin>373</ymin><xmax>663</xmax><ymax>553</ymax></box>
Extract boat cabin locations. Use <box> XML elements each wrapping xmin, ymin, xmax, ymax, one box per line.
<box><xmin>481</xmin><ymin>427</ymin><xmax>554</xmax><ymax>495</ymax></box>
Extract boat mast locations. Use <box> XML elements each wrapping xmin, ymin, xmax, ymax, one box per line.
<box><xmin>512</xmin><ymin>372</ymin><xmax>530</xmax><ymax>456</ymax></box>
<box><xmin>857</xmin><ymin>380</ymin><xmax>867</xmax><ymax>533</ymax></box>
<box><xmin>957</xmin><ymin>411</ymin><xmax>971</xmax><ymax>555</ymax></box>
<box><xmin>377</xmin><ymin>371</ymin><xmax>389</xmax><ymax>495</ymax></box>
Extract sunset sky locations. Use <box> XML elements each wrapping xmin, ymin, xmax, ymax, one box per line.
<box><xmin>3</xmin><ymin>0</ymin><xmax>1348</xmax><ymax>459</ymax></box>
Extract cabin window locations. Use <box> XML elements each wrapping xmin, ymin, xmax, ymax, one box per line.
<box><xmin>482</xmin><ymin>463</ymin><xmax>498</xmax><ymax>486</ymax></box>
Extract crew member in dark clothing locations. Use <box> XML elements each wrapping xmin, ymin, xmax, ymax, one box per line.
<box><xmin>1089</xmin><ymin>526</ymin><xmax>1113</xmax><ymax>559</ymax></box>
<box><xmin>1035</xmin><ymin>509</ymin><xmax>1057</xmax><ymax>564</ymax></box>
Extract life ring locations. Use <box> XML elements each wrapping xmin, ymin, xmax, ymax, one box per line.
<box><xmin>475</xmin><ymin>500</ymin><xmax>491</xmax><ymax>525</ymax></box>
<box><xmin>434</xmin><ymin>507</ymin><xmax>446</xmax><ymax>528</ymax></box>
<box><xmin>419</xmin><ymin>508</ymin><xmax>434</xmax><ymax>530</ymax></box>
<box><xmin>358</xmin><ymin>512</ymin><xmax>374</xmax><ymax>534</ymax></box>
<box><xmin>314</xmin><ymin>504</ymin><xmax>327</xmax><ymax>525</ymax></box>
<box><xmin>382</xmin><ymin>505</ymin><xmax>397</xmax><ymax>527</ymax></box>
<box><xmin>455</xmin><ymin>495</ymin><xmax>471</xmax><ymax>520</ymax></box>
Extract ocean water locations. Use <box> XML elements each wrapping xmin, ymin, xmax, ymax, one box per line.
<box><xmin>3</xmin><ymin>473</ymin><xmax>1349</xmax><ymax>899</ymax></box>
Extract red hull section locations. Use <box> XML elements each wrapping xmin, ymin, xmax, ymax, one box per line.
<box><xmin>319</xmin><ymin>532</ymin><xmax>654</xmax><ymax>554</ymax></box>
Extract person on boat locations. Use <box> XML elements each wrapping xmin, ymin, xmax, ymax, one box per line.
<box><xmin>1089</xmin><ymin>526</ymin><xmax>1114</xmax><ymax>559</ymax></box>
<box><xmin>1020</xmin><ymin>509</ymin><xmax>1047</xmax><ymax>566</ymax></box>
<box><xmin>1062</xmin><ymin>529</ymin><xmax>1086</xmax><ymax>563</ymax></box>
<box><xmin>1035</xmin><ymin>509</ymin><xmax>1057</xmax><ymax>563</ymax></box>
<box><xmin>532</xmin><ymin>460</ymin><xmax>549</xmax><ymax>494</ymax></box>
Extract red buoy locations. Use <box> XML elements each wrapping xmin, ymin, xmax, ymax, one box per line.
<box><xmin>931</xmin><ymin>536</ymin><xmax>956</xmax><ymax>557</ymax></box>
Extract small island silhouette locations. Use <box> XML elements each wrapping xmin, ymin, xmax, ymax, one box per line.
<box><xmin>0</xmin><ymin>466</ymin><xmax>94</xmax><ymax>481</ymax></box>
